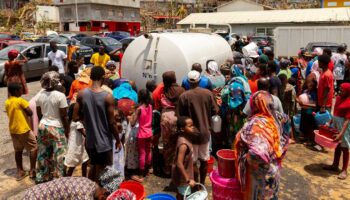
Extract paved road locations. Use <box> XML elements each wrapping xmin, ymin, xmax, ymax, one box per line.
<box><xmin>0</xmin><ymin>80</ymin><xmax>349</xmax><ymax>200</ymax></box>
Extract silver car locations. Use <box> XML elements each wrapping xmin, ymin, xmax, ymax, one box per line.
<box><xmin>0</xmin><ymin>43</ymin><xmax>67</xmax><ymax>85</ymax></box>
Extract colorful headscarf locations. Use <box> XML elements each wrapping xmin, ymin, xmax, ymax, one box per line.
<box><xmin>8</xmin><ymin>49</ymin><xmax>19</xmax><ymax>60</ymax></box>
<box><xmin>40</xmin><ymin>71</ymin><xmax>61</xmax><ymax>90</ymax></box>
<box><xmin>113</xmin><ymin>82</ymin><xmax>138</xmax><ymax>103</ymax></box>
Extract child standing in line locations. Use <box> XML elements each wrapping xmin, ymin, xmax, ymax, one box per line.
<box><xmin>64</xmin><ymin>120</ymin><xmax>89</xmax><ymax>177</ymax></box>
<box><xmin>130</xmin><ymin>89</ymin><xmax>153</xmax><ymax>182</ymax></box>
<box><xmin>113</xmin><ymin>109</ymin><xmax>127</xmax><ymax>178</ymax></box>
<box><xmin>5</xmin><ymin>83</ymin><xmax>37</xmax><ymax>180</ymax></box>
<box><xmin>172</xmin><ymin>116</ymin><xmax>198</xmax><ymax>200</ymax></box>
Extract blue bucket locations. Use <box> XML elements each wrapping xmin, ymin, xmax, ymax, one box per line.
<box><xmin>147</xmin><ymin>193</ymin><xmax>176</xmax><ymax>200</ymax></box>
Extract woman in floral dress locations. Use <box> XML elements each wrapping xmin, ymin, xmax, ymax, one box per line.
<box><xmin>234</xmin><ymin>91</ymin><xmax>290</xmax><ymax>200</ymax></box>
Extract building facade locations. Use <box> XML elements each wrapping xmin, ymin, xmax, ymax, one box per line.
<box><xmin>54</xmin><ymin>0</ymin><xmax>141</xmax><ymax>35</ymax></box>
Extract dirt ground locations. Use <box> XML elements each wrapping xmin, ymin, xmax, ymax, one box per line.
<box><xmin>0</xmin><ymin>80</ymin><xmax>349</xmax><ymax>200</ymax></box>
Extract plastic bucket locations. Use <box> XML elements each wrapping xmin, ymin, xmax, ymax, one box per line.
<box><xmin>147</xmin><ymin>193</ymin><xmax>176</xmax><ymax>200</ymax></box>
<box><xmin>120</xmin><ymin>181</ymin><xmax>146</xmax><ymax>200</ymax></box>
<box><xmin>209</xmin><ymin>170</ymin><xmax>243</xmax><ymax>200</ymax></box>
<box><xmin>217</xmin><ymin>149</ymin><xmax>236</xmax><ymax>178</ymax></box>
<box><xmin>207</xmin><ymin>155</ymin><xmax>215</xmax><ymax>173</ymax></box>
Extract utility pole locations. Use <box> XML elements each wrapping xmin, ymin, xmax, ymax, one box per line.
<box><xmin>75</xmin><ymin>0</ymin><xmax>79</xmax><ymax>27</ymax></box>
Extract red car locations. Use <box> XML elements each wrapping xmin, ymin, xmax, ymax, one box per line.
<box><xmin>0</xmin><ymin>40</ymin><xmax>25</xmax><ymax>50</ymax></box>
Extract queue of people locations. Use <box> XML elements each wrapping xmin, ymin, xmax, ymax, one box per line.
<box><xmin>3</xmin><ymin>40</ymin><xmax>350</xmax><ymax>200</ymax></box>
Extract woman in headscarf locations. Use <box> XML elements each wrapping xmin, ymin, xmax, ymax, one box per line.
<box><xmin>160</xmin><ymin>71</ymin><xmax>185</xmax><ymax>176</ymax></box>
<box><xmin>306</xmin><ymin>60</ymin><xmax>320</xmax><ymax>86</ymax></box>
<box><xmin>203</xmin><ymin>60</ymin><xmax>226</xmax><ymax>107</ymax></box>
<box><xmin>234</xmin><ymin>91</ymin><xmax>289</xmax><ymax>200</ymax></box>
<box><xmin>221</xmin><ymin>65</ymin><xmax>251</xmax><ymax>146</ymax></box>
<box><xmin>35</xmin><ymin>71</ymin><xmax>69</xmax><ymax>183</ymax></box>
<box><xmin>5</xmin><ymin>49</ymin><xmax>28</xmax><ymax>94</ymax></box>
<box><xmin>203</xmin><ymin>60</ymin><xmax>226</xmax><ymax>89</ymax></box>
<box><xmin>324</xmin><ymin>83</ymin><xmax>350</xmax><ymax>180</ymax></box>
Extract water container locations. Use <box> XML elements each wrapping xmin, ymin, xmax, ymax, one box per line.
<box><xmin>217</xmin><ymin>149</ymin><xmax>236</xmax><ymax>178</ymax></box>
<box><xmin>119</xmin><ymin>181</ymin><xmax>146</xmax><ymax>200</ymax></box>
<box><xmin>209</xmin><ymin>170</ymin><xmax>243</xmax><ymax>200</ymax></box>
<box><xmin>147</xmin><ymin>193</ymin><xmax>176</xmax><ymax>200</ymax></box>
<box><xmin>211</xmin><ymin>115</ymin><xmax>222</xmax><ymax>133</ymax></box>
<box><xmin>314</xmin><ymin>111</ymin><xmax>332</xmax><ymax>126</ymax></box>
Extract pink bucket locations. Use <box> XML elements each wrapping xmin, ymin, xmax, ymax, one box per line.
<box><xmin>209</xmin><ymin>169</ymin><xmax>243</xmax><ymax>200</ymax></box>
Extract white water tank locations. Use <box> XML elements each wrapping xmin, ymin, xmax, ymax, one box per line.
<box><xmin>122</xmin><ymin>32</ymin><xmax>232</xmax><ymax>89</ymax></box>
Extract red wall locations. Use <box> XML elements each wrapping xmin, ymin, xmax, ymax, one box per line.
<box><xmin>85</xmin><ymin>21</ymin><xmax>141</xmax><ymax>35</ymax></box>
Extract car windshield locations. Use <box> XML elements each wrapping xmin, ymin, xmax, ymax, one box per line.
<box><xmin>0</xmin><ymin>45</ymin><xmax>27</xmax><ymax>60</ymax></box>
<box><xmin>51</xmin><ymin>36</ymin><xmax>69</xmax><ymax>44</ymax></box>
<box><xmin>101</xmin><ymin>37</ymin><xmax>121</xmax><ymax>46</ymax></box>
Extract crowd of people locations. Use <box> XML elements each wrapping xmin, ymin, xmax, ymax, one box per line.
<box><xmin>3</xmin><ymin>36</ymin><xmax>350</xmax><ymax>199</ymax></box>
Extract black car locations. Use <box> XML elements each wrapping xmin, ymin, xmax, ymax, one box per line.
<box><xmin>72</xmin><ymin>33</ymin><xmax>88</xmax><ymax>41</ymax></box>
<box><xmin>34</xmin><ymin>35</ymin><xmax>56</xmax><ymax>43</ymax></box>
<box><xmin>80</xmin><ymin>36</ymin><xmax>122</xmax><ymax>60</ymax></box>
<box><xmin>80</xmin><ymin>36</ymin><xmax>122</xmax><ymax>52</ymax></box>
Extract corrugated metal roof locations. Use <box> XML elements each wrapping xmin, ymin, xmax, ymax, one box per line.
<box><xmin>178</xmin><ymin>8</ymin><xmax>350</xmax><ymax>25</ymax></box>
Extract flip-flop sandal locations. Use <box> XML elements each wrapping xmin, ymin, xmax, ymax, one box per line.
<box><xmin>16</xmin><ymin>172</ymin><xmax>28</xmax><ymax>181</ymax></box>
<box><xmin>338</xmin><ymin>172</ymin><xmax>347</xmax><ymax>180</ymax></box>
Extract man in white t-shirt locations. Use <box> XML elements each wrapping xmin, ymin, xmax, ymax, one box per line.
<box><xmin>48</xmin><ymin>41</ymin><xmax>67</xmax><ymax>74</ymax></box>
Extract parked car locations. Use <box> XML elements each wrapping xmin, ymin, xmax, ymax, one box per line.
<box><xmin>34</xmin><ymin>35</ymin><xmax>57</xmax><ymax>43</ymax></box>
<box><xmin>0</xmin><ymin>33</ymin><xmax>12</xmax><ymax>41</ymax></box>
<box><xmin>305</xmin><ymin>42</ymin><xmax>341</xmax><ymax>54</ymax></box>
<box><xmin>50</xmin><ymin>36</ymin><xmax>93</xmax><ymax>63</ymax></box>
<box><xmin>0</xmin><ymin>43</ymin><xmax>67</xmax><ymax>85</ymax></box>
<box><xmin>21</xmin><ymin>32</ymin><xmax>39</xmax><ymax>42</ymax></box>
<box><xmin>120</xmin><ymin>37</ymin><xmax>135</xmax><ymax>47</ymax></box>
<box><xmin>0</xmin><ymin>40</ymin><xmax>25</xmax><ymax>50</ymax></box>
<box><xmin>80</xmin><ymin>36</ymin><xmax>122</xmax><ymax>53</ymax></box>
<box><xmin>94</xmin><ymin>32</ymin><xmax>111</xmax><ymax>37</ymax></box>
<box><xmin>251</xmin><ymin>36</ymin><xmax>273</xmax><ymax>48</ymax></box>
<box><xmin>106</xmin><ymin>31</ymin><xmax>130</xmax><ymax>41</ymax></box>
<box><xmin>72</xmin><ymin>33</ymin><xmax>88</xmax><ymax>41</ymax></box>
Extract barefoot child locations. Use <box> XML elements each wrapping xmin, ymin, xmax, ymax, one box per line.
<box><xmin>172</xmin><ymin>116</ymin><xmax>198</xmax><ymax>200</ymax></box>
<box><xmin>5</xmin><ymin>83</ymin><xmax>38</xmax><ymax>180</ymax></box>
<box><xmin>64</xmin><ymin>121</ymin><xmax>89</xmax><ymax>177</ymax></box>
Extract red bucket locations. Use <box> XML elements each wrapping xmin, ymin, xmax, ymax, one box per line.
<box><xmin>216</xmin><ymin>149</ymin><xmax>236</xmax><ymax>178</ymax></box>
<box><xmin>207</xmin><ymin>155</ymin><xmax>215</xmax><ymax>173</ymax></box>
<box><xmin>119</xmin><ymin>181</ymin><xmax>146</xmax><ymax>200</ymax></box>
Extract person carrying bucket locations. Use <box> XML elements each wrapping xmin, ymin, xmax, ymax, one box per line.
<box><xmin>172</xmin><ymin>116</ymin><xmax>199</xmax><ymax>200</ymax></box>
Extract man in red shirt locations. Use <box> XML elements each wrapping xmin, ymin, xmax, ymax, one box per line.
<box><xmin>317</xmin><ymin>54</ymin><xmax>334</xmax><ymax>112</ymax></box>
